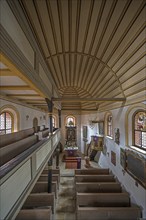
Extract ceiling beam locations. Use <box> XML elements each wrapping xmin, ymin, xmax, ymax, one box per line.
<box><xmin>62</xmin><ymin>108</ymin><xmax>98</xmax><ymax>111</ymax></box>
<box><xmin>52</xmin><ymin>97</ymin><xmax>126</xmax><ymax>102</ymax></box>
<box><xmin>0</xmin><ymin>86</ymin><xmax>32</xmax><ymax>90</ymax></box>
<box><xmin>0</xmin><ymin>69</ymin><xmax>17</xmax><ymax>76</ymax></box>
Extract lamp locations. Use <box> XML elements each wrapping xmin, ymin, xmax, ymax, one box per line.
<box><xmin>26</xmin><ymin>115</ymin><xmax>29</xmax><ymax>120</ymax></box>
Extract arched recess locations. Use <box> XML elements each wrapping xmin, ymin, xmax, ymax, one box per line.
<box><xmin>125</xmin><ymin>103</ymin><xmax>145</xmax><ymax>147</ymax></box>
<box><xmin>0</xmin><ymin>104</ymin><xmax>20</xmax><ymax>132</ymax></box>
<box><xmin>33</xmin><ymin>117</ymin><xmax>38</xmax><ymax>133</ymax></box>
<box><xmin>65</xmin><ymin>115</ymin><xmax>76</xmax><ymax>127</ymax></box>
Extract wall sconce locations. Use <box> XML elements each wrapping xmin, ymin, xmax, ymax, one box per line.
<box><xmin>107</xmin><ymin>152</ymin><xmax>110</xmax><ymax>157</ymax></box>
<box><xmin>26</xmin><ymin>115</ymin><xmax>29</xmax><ymax>120</ymax></box>
<box><xmin>43</xmin><ymin>115</ymin><xmax>46</xmax><ymax>120</ymax></box>
<box><xmin>122</xmin><ymin>169</ymin><xmax>126</xmax><ymax>175</ymax></box>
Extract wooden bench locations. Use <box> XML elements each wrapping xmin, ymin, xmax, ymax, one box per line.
<box><xmin>23</xmin><ymin>193</ymin><xmax>55</xmax><ymax>214</ymax></box>
<box><xmin>15</xmin><ymin>208</ymin><xmax>52</xmax><ymax>220</ymax></box>
<box><xmin>0</xmin><ymin>128</ymin><xmax>35</xmax><ymax>148</ymax></box>
<box><xmin>75</xmin><ymin>182</ymin><xmax>122</xmax><ymax>193</ymax></box>
<box><xmin>38</xmin><ymin>174</ymin><xmax>60</xmax><ymax>188</ymax></box>
<box><xmin>75</xmin><ymin>168</ymin><xmax>110</xmax><ymax>175</ymax></box>
<box><xmin>76</xmin><ymin>192</ymin><xmax>130</xmax><ymax>207</ymax></box>
<box><xmin>77</xmin><ymin>206</ymin><xmax>142</xmax><ymax>220</ymax></box>
<box><xmin>0</xmin><ymin>135</ymin><xmax>38</xmax><ymax>166</ymax></box>
<box><xmin>75</xmin><ymin>174</ymin><xmax>116</xmax><ymax>182</ymax></box>
<box><xmin>31</xmin><ymin>181</ymin><xmax>58</xmax><ymax>198</ymax></box>
<box><xmin>42</xmin><ymin>169</ymin><xmax>60</xmax><ymax>182</ymax></box>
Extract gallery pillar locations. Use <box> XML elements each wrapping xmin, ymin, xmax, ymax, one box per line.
<box><xmin>56</xmin><ymin>144</ymin><xmax>60</xmax><ymax>169</ymax></box>
<box><xmin>58</xmin><ymin>109</ymin><xmax>61</xmax><ymax>128</ymax></box>
<box><xmin>47</xmin><ymin>156</ymin><xmax>53</xmax><ymax>193</ymax></box>
<box><xmin>45</xmin><ymin>98</ymin><xmax>54</xmax><ymax>134</ymax></box>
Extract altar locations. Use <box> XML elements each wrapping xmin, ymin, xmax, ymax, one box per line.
<box><xmin>63</xmin><ymin>146</ymin><xmax>81</xmax><ymax>169</ymax></box>
<box><xmin>64</xmin><ymin>146</ymin><xmax>78</xmax><ymax>157</ymax></box>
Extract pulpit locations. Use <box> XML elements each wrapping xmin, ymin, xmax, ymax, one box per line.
<box><xmin>88</xmin><ymin>135</ymin><xmax>104</xmax><ymax>161</ymax></box>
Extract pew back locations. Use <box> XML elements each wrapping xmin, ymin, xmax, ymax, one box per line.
<box><xmin>75</xmin><ymin>175</ymin><xmax>115</xmax><ymax>182</ymax></box>
<box><xmin>0</xmin><ymin>128</ymin><xmax>35</xmax><ymax>148</ymax></box>
<box><xmin>75</xmin><ymin>182</ymin><xmax>122</xmax><ymax>193</ymax></box>
<box><xmin>77</xmin><ymin>207</ymin><xmax>142</xmax><ymax>220</ymax></box>
<box><xmin>23</xmin><ymin>193</ymin><xmax>55</xmax><ymax>213</ymax></box>
<box><xmin>15</xmin><ymin>209</ymin><xmax>52</xmax><ymax>220</ymax></box>
<box><xmin>75</xmin><ymin>168</ymin><xmax>109</xmax><ymax>175</ymax></box>
<box><xmin>77</xmin><ymin>192</ymin><xmax>130</xmax><ymax>207</ymax></box>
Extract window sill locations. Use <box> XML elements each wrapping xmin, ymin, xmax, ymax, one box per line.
<box><xmin>130</xmin><ymin>146</ymin><xmax>146</xmax><ymax>155</ymax></box>
<box><xmin>106</xmin><ymin>136</ymin><xmax>113</xmax><ymax>140</ymax></box>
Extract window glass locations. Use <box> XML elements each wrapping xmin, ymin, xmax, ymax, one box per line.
<box><xmin>66</xmin><ymin>116</ymin><xmax>75</xmax><ymax>126</ymax></box>
<box><xmin>0</xmin><ymin>112</ymin><xmax>12</xmax><ymax>134</ymax></box>
<box><xmin>107</xmin><ymin>115</ymin><xmax>113</xmax><ymax>137</ymax></box>
<box><xmin>134</xmin><ymin>111</ymin><xmax>146</xmax><ymax>150</ymax></box>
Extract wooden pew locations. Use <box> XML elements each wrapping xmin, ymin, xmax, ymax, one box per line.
<box><xmin>77</xmin><ymin>206</ymin><xmax>142</xmax><ymax>220</ymax></box>
<box><xmin>43</xmin><ymin>169</ymin><xmax>60</xmax><ymax>175</ymax></box>
<box><xmin>31</xmin><ymin>181</ymin><xmax>58</xmax><ymax>198</ymax></box>
<box><xmin>42</xmin><ymin>169</ymin><xmax>60</xmax><ymax>182</ymax></box>
<box><xmin>75</xmin><ymin>168</ymin><xmax>110</xmax><ymax>175</ymax></box>
<box><xmin>76</xmin><ymin>192</ymin><xmax>130</xmax><ymax>207</ymax></box>
<box><xmin>23</xmin><ymin>193</ymin><xmax>55</xmax><ymax>214</ymax></box>
<box><xmin>15</xmin><ymin>209</ymin><xmax>52</xmax><ymax>220</ymax></box>
<box><xmin>75</xmin><ymin>182</ymin><xmax>122</xmax><ymax>193</ymax></box>
<box><xmin>75</xmin><ymin>174</ymin><xmax>116</xmax><ymax>182</ymax></box>
<box><xmin>38</xmin><ymin>174</ymin><xmax>59</xmax><ymax>188</ymax></box>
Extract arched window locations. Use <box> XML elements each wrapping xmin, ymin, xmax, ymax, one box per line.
<box><xmin>52</xmin><ymin>115</ymin><xmax>56</xmax><ymax>128</ymax></box>
<box><xmin>107</xmin><ymin>114</ymin><xmax>113</xmax><ymax>137</ymax></box>
<box><xmin>0</xmin><ymin>112</ymin><xmax>13</xmax><ymax>134</ymax></box>
<box><xmin>66</xmin><ymin>116</ymin><xmax>75</xmax><ymax>127</ymax></box>
<box><xmin>133</xmin><ymin>111</ymin><xmax>146</xmax><ymax>150</ymax></box>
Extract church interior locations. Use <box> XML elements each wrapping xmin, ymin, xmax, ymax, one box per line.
<box><xmin>0</xmin><ymin>0</ymin><xmax>146</xmax><ymax>219</ymax></box>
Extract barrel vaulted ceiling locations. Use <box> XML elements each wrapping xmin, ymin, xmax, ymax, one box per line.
<box><xmin>0</xmin><ymin>0</ymin><xmax>145</xmax><ymax>112</ymax></box>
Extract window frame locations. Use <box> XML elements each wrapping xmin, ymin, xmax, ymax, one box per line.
<box><xmin>133</xmin><ymin>110</ymin><xmax>146</xmax><ymax>151</ymax></box>
<box><xmin>107</xmin><ymin>114</ymin><xmax>113</xmax><ymax>138</ymax></box>
<box><xmin>66</xmin><ymin>115</ymin><xmax>76</xmax><ymax>127</ymax></box>
<box><xmin>0</xmin><ymin>111</ymin><xmax>13</xmax><ymax>134</ymax></box>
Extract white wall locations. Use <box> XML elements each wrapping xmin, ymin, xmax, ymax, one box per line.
<box><xmin>0</xmin><ymin>99</ymin><xmax>49</xmax><ymax>131</ymax></box>
<box><xmin>81</xmin><ymin>105</ymin><xmax>146</xmax><ymax>217</ymax></box>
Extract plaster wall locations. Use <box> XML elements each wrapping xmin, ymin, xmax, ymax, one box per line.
<box><xmin>0</xmin><ymin>99</ymin><xmax>49</xmax><ymax>131</ymax></box>
<box><xmin>81</xmin><ymin>106</ymin><xmax>146</xmax><ymax>217</ymax></box>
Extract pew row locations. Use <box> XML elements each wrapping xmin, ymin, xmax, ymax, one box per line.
<box><xmin>22</xmin><ymin>193</ymin><xmax>55</xmax><ymax>214</ymax></box>
<box><xmin>76</xmin><ymin>192</ymin><xmax>130</xmax><ymax>207</ymax></box>
<box><xmin>0</xmin><ymin>128</ymin><xmax>35</xmax><ymax>148</ymax></box>
<box><xmin>77</xmin><ymin>206</ymin><xmax>142</xmax><ymax>220</ymax></box>
<box><xmin>32</xmin><ymin>182</ymin><xmax>58</xmax><ymax>198</ymax></box>
<box><xmin>75</xmin><ymin>182</ymin><xmax>122</xmax><ymax>193</ymax></box>
<box><xmin>0</xmin><ymin>135</ymin><xmax>38</xmax><ymax>166</ymax></box>
<box><xmin>38</xmin><ymin>174</ymin><xmax>60</xmax><ymax>188</ymax></box>
<box><xmin>75</xmin><ymin>168</ymin><xmax>110</xmax><ymax>175</ymax></box>
<box><xmin>75</xmin><ymin>174</ymin><xmax>116</xmax><ymax>182</ymax></box>
<box><xmin>15</xmin><ymin>208</ymin><xmax>52</xmax><ymax>220</ymax></box>
<box><xmin>42</xmin><ymin>169</ymin><xmax>60</xmax><ymax>182</ymax></box>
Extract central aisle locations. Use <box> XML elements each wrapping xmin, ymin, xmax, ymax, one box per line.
<box><xmin>52</xmin><ymin>152</ymin><xmax>100</xmax><ymax>220</ymax></box>
<box><xmin>54</xmin><ymin>153</ymin><xmax>76</xmax><ymax>220</ymax></box>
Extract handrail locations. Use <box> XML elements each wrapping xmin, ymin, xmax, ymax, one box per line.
<box><xmin>0</xmin><ymin>129</ymin><xmax>61</xmax><ymax>220</ymax></box>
